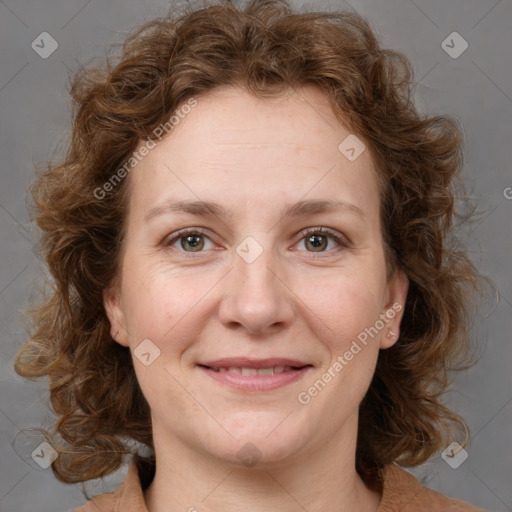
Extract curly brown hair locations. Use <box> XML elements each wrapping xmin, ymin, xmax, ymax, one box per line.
<box><xmin>15</xmin><ymin>0</ymin><xmax>484</xmax><ymax>486</ymax></box>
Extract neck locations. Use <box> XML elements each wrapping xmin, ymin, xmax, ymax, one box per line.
<box><xmin>143</xmin><ymin>415</ymin><xmax>381</xmax><ymax>512</ymax></box>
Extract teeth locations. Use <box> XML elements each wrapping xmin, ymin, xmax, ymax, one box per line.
<box><xmin>210</xmin><ymin>366</ymin><xmax>298</xmax><ymax>375</ymax></box>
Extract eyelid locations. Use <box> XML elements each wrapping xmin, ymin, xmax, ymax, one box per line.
<box><xmin>163</xmin><ymin>226</ymin><xmax>207</xmax><ymax>243</ymax></box>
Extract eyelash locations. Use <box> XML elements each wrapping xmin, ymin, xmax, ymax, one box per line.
<box><xmin>163</xmin><ymin>227</ymin><xmax>349</xmax><ymax>258</ymax></box>
<box><xmin>298</xmin><ymin>227</ymin><xmax>350</xmax><ymax>254</ymax></box>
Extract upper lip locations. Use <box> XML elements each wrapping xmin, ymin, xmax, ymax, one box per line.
<box><xmin>199</xmin><ymin>358</ymin><xmax>312</xmax><ymax>369</ymax></box>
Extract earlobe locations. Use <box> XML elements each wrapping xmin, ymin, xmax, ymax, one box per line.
<box><xmin>103</xmin><ymin>287</ymin><xmax>129</xmax><ymax>347</ymax></box>
<box><xmin>380</xmin><ymin>268</ymin><xmax>409</xmax><ymax>350</ymax></box>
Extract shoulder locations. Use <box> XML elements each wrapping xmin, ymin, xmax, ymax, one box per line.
<box><xmin>71</xmin><ymin>492</ymin><xmax>122</xmax><ymax>512</ymax></box>
<box><xmin>70</xmin><ymin>461</ymin><xmax>149</xmax><ymax>512</ymax></box>
<box><xmin>70</xmin><ymin>487</ymin><xmax>123</xmax><ymax>512</ymax></box>
<box><xmin>378</xmin><ymin>463</ymin><xmax>485</xmax><ymax>512</ymax></box>
<box><xmin>71</xmin><ymin>460</ymin><xmax>485</xmax><ymax>512</ymax></box>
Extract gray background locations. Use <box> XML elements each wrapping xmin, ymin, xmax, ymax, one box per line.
<box><xmin>1</xmin><ymin>0</ymin><xmax>511</xmax><ymax>510</ymax></box>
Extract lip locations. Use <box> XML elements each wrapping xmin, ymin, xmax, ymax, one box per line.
<box><xmin>199</xmin><ymin>357</ymin><xmax>310</xmax><ymax>369</ymax></box>
<box><xmin>197</xmin><ymin>358</ymin><xmax>313</xmax><ymax>392</ymax></box>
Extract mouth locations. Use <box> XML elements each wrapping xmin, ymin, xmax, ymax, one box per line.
<box><xmin>197</xmin><ymin>358</ymin><xmax>313</xmax><ymax>391</ymax></box>
<box><xmin>202</xmin><ymin>365</ymin><xmax>306</xmax><ymax>375</ymax></box>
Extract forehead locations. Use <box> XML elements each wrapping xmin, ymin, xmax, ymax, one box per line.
<box><xmin>176</xmin><ymin>85</ymin><xmax>351</xmax><ymax>147</ymax></box>
<box><xmin>127</xmin><ymin>85</ymin><xmax>379</xmax><ymax>220</ymax></box>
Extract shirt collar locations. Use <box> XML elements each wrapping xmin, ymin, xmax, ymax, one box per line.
<box><xmin>96</xmin><ymin>459</ymin><xmax>422</xmax><ymax>511</ymax></box>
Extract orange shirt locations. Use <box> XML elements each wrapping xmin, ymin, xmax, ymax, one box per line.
<box><xmin>72</xmin><ymin>461</ymin><xmax>485</xmax><ymax>511</ymax></box>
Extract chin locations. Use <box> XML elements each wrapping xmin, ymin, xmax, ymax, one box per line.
<box><xmin>200</xmin><ymin>411</ymin><xmax>315</xmax><ymax>468</ymax></box>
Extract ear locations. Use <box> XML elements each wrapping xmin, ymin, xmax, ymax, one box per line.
<box><xmin>103</xmin><ymin>285</ymin><xmax>129</xmax><ymax>347</ymax></box>
<box><xmin>379</xmin><ymin>268</ymin><xmax>409</xmax><ymax>350</ymax></box>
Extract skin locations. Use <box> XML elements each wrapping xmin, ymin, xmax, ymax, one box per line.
<box><xmin>104</xmin><ymin>85</ymin><xmax>409</xmax><ymax>512</ymax></box>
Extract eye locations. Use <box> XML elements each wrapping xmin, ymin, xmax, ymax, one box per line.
<box><xmin>294</xmin><ymin>227</ymin><xmax>348</xmax><ymax>254</ymax></box>
<box><xmin>164</xmin><ymin>228</ymin><xmax>215</xmax><ymax>253</ymax></box>
<box><xmin>163</xmin><ymin>226</ymin><xmax>349</xmax><ymax>256</ymax></box>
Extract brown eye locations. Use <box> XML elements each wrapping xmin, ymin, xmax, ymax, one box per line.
<box><xmin>305</xmin><ymin>233</ymin><xmax>328</xmax><ymax>252</ymax></box>
<box><xmin>165</xmin><ymin>228</ymin><xmax>214</xmax><ymax>253</ymax></box>
<box><xmin>180</xmin><ymin>233</ymin><xmax>205</xmax><ymax>252</ymax></box>
<box><xmin>295</xmin><ymin>227</ymin><xmax>347</xmax><ymax>255</ymax></box>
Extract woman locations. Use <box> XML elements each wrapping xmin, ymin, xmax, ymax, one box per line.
<box><xmin>15</xmin><ymin>0</ymin><xmax>486</xmax><ymax>510</ymax></box>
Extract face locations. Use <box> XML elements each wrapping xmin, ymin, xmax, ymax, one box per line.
<box><xmin>104</xmin><ymin>85</ymin><xmax>408</xmax><ymax>467</ymax></box>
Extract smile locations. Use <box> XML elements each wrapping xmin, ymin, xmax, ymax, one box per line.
<box><xmin>197</xmin><ymin>361</ymin><xmax>313</xmax><ymax>391</ymax></box>
<box><xmin>208</xmin><ymin>365</ymin><xmax>300</xmax><ymax>375</ymax></box>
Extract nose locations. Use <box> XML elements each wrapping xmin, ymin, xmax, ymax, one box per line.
<box><xmin>218</xmin><ymin>244</ymin><xmax>295</xmax><ymax>336</ymax></box>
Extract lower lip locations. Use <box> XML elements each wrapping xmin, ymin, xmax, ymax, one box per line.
<box><xmin>198</xmin><ymin>366</ymin><xmax>312</xmax><ymax>391</ymax></box>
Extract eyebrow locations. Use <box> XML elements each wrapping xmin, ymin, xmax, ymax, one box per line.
<box><xmin>144</xmin><ymin>198</ymin><xmax>365</xmax><ymax>223</ymax></box>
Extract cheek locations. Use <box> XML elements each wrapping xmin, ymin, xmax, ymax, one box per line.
<box><xmin>120</xmin><ymin>258</ymin><xmax>217</xmax><ymax>349</ymax></box>
<box><xmin>303</xmin><ymin>267</ymin><xmax>386</xmax><ymax>346</ymax></box>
